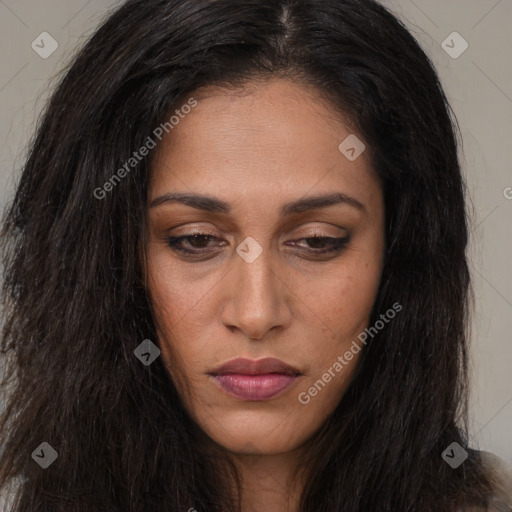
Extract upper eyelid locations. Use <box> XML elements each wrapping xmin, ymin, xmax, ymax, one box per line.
<box><xmin>168</xmin><ymin>232</ymin><xmax>348</xmax><ymax>245</ymax></box>
<box><xmin>166</xmin><ymin>222</ymin><xmax>348</xmax><ymax>237</ymax></box>
<box><xmin>172</xmin><ymin>232</ymin><xmax>346</xmax><ymax>239</ymax></box>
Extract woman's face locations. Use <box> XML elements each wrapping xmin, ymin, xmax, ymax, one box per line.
<box><xmin>145</xmin><ymin>78</ymin><xmax>385</xmax><ymax>455</ymax></box>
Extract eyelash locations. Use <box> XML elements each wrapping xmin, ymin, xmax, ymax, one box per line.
<box><xmin>165</xmin><ymin>233</ymin><xmax>350</xmax><ymax>257</ymax></box>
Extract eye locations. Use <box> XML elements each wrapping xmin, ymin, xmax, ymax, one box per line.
<box><xmin>166</xmin><ymin>232</ymin><xmax>350</xmax><ymax>258</ymax></box>
<box><xmin>288</xmin><ymin>235</ymin><xmax>350</xmax><ymax>254</ymax></box>
<box><xmin>166</xmin><ymin>233</ymin><xmax>224</xmax><ymax>255</ymax></box>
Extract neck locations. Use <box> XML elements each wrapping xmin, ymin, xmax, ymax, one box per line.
<box><xmin>231</xmin><ymin>449</ymin><xmax>306</xmax><ymax>512</ymax></box>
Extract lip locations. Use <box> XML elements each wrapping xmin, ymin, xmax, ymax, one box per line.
<box><xmin>209</xmin><ymin>357</ymin><xmax>302</xmax><ymax>401</ymax></box>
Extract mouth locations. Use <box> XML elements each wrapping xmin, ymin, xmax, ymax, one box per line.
<box><xmin>209</xmin><ymin>357</ymin><xmax>302</xmax><ymax>401</ymax></box>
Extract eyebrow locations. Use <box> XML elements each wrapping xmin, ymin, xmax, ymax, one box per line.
<box><xmin>149</xmin><ymin>191</ymin><xmax>366</xmax><ymax>215</ymax></box>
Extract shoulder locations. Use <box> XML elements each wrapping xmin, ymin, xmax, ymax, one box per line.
<box><xmin>459</xmin><ymin>451</ymin><xmax>512</xmax><ymax>512</ymax></box>
<box><xmin>482</xmin><ymin>451</ymin><xmax>512</xmax><ymax>512</ymax></box>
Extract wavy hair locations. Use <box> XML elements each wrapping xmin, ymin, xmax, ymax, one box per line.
<box><xmin>0</xmin><ymin>0</ymin><xmax>493</xmax><ymax>510</ymax></box>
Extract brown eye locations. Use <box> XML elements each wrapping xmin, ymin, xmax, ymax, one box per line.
<box><xmin>166</xmin><ymin>233</ymin><xmax>223</xmax><ymax>254</ymax></box>
<box><xmin>166</xmin><ymin>233</ymin><xmax>350</xmax><ymax>259</ymax></box>
<box><xmin>291</xmin><ymin>236</ymin><xmax>350</xmax><ymax>254</ymax></box>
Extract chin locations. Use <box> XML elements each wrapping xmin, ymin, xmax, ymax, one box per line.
<box><xmin>194</xmin><ymin>408</ymin><xmax>318</xmax><ymax>455</ymax></box>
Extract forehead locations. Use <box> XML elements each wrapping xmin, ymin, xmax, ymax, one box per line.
<box><xmin>150</xmin><ymin>78</ymin><xmax>380</xmax><ymax>211</ymax></box>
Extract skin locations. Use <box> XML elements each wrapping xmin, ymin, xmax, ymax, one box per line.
<box><xmin>144</xmin><ymin>78</ymin><xmax>385</xmax><ymax>511</ymax></box>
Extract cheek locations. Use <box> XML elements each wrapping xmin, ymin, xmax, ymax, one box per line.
<box><xmin>145</xmin><ymin>256</ymin><xmax>200</xmax><ymax>376</ymax></box>
<box><xmin>145</xmin><ymin>252</ymin><xmax>230</xmax><ymax>395</ymax></box>
<box><xmin>298</xmin><ymin>250</ymin><xmax>382</xmax><ymax>403</ymax></box>
<box><xmin>147</xmin><ymin>250</ymin><xmax>212</xmax><ymax>325</ymax></box>
<box><xmin>299</xmin><ymin>356</ymin><xmax>360</xmax><ymax>415</ymax></box>
<box><xmin>316</xmin><ymin>255</ymin><xmax>383</xmax><ymax>338</ymax></box>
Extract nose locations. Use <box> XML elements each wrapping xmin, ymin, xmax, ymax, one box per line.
<box><xmin>220</xmin><ymin>244</ymin><xmax>292</xmax><ymax>340</ymax></box>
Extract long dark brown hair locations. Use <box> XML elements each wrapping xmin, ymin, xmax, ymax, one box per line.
<box><xmin>0</xmin><ymin>0</ymin><xmax>495</xmax><ymax>510</ymax></box>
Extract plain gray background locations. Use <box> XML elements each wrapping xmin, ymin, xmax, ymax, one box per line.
<box><xmin>0</xmin><ymin>0</ymin><xmax>511</xmax><ymax>466</ymax></box>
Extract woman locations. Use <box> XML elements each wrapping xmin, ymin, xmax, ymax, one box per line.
<box><xmin>0</xmin><ymin>0</ymin><xmax>510</xmax><ymax>510</ymax></box>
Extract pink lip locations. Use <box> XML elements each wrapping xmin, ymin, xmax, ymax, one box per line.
<box><xmin>210</xmin><ymin>357</ymin><xmax>301</xmax><ymax>401</ymax></box>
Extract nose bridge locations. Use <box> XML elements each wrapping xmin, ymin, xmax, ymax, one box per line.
<box><xmin>223</xmin><ymin>239</ymin><xmax>287</xmax><ymax>338</ymax></box>
<box><xmin>238</xmin><ymin>243</ymin><xmax>274</xmax><ymax>299</ymax></box>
